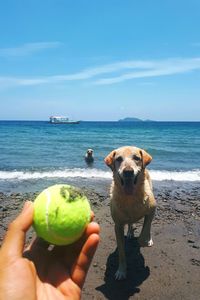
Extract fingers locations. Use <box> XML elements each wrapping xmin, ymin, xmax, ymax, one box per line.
<box><xmin>71</xmin><ymin>223</ymin><xmax>100</xmax><ymax>288</ymax></box>
<box><xmin>84</xmin><ymin>221</ymin><xmax>100</xmax><ymax>240</ymax></box>
<box><xmin>1</xmin><ymin>201</ymin><xmax>33</xmax><ymax>258</ymax></box>
<box><xmin>71</xmin><ymin>221</ymin><xmax>100</xmax><ymax>255</ymax></box>
<box><xmin>90</xmin><ymin>211</ymin><xmax>94</xmax><ymax>221</ymax></box>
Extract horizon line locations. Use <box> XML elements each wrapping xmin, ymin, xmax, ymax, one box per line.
<box><xmin>0</xmin><ymin>119</ymin><xmax>199</xmax><ymax>122</ymax></box>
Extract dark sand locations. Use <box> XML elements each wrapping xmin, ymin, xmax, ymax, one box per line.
<box><xmin>0</xmin><ymin>180</ymin><xmax>200</xmax><ymax>300</ymax></box>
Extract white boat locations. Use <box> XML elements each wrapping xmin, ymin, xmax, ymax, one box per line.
<box><xmin>49</xmin><ymin>116</ymin><xmax>80</xmax><ymax>124</ymax></box>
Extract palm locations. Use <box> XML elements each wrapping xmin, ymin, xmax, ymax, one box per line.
<box><xmin>24</xmin><ymin>241</ymin><xmax>82</xmax><ymax>300</ymax></box>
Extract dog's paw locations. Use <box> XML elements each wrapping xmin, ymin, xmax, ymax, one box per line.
<box><xmin>138</xmin><ymin>237</ymin><xmax>153</xmax><ymax>247</ymax></box>
<box><xmin>115</xmin><ymin>269</ymin><xmax>127</xmax><ymax>280</ymax></box>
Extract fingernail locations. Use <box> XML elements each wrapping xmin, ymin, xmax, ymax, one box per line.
<box><xmin>22</xmin><ymin>201</ymin><xmax>32</xmax><ymax>213</ymax></box>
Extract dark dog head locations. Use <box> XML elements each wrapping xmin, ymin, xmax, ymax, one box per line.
<box><xmin>85</xmin><ymin>149</ymin><xmax>94</xmax><ymax>165</ymax></box>
<box><xmin>104</xmin><ymin>146</ymin><xmax>152</xmax><ymax>195</ymax></box>
<box><xmin>86</xmin><ymin>149</ymin><xmax>94</xmax><ymax>157</ymax></box>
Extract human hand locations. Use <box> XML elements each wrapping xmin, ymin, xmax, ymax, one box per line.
<box><xmin>0</xmin><ymin>201</ymin><xmax>100</xmax><ymax>300</ymax></box>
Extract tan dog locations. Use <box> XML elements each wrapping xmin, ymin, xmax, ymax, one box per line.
<box><xmin>105</xmin><ymin>146</ymin><xmax>156</xmax><ymax>280</ymax></box>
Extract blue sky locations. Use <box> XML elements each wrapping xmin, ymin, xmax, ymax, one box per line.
<box><xmin>0</xmin><ymin>0</ymin><xmax>200</xmax><ymax>121</ymax></box>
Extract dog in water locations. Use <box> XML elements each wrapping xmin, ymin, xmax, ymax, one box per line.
<box><xmin>105</xmin><ymin>145</ymin><xmax>156</xmax><ymax>280</ymax></box>
<box><xmin>85</xmin><ymin>148</ymin><xmax>94</xmax><ymax>164</ymax></box>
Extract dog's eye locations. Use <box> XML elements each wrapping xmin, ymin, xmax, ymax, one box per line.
<box><xmin>133</xmin><ymin>155</ymin><xmax>141</xmax><ymax>161</ymax></box>
<box><xmin>116</xmin><ymin>156</ymin><xmax>123</xmax><ymax>163</ymax></box>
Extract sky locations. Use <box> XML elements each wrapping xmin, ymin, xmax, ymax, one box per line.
<box><xmin>0</xmin><ymin>0</ymin><xmax>200</xmax><ymax>121</ymax></box>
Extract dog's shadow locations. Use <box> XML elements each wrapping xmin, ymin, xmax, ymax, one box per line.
<box><xmin>96</xmin><ymin>237</ymin><xmax>150</xmax><ymax>300</ymax></box>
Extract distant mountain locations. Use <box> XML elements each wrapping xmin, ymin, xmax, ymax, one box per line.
<box><xmin>144</xmin><ymin>119</ymin><xmax>156</xmax><ymax>122</ymax></box>
<box><xmin>118</xmin><ymin>117</ymin><xmax>155</xmax><ymax>122</ymax></box>
<box><xmin>118</xmin><ymin>117</ymin><xmax>143</xmax><ymax>122</ymax></box>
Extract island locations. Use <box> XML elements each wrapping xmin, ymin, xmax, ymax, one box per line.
<box><xmin>118</xmin><ymin>117</ymin><xmax>155</xmax><ymax>122</ymax></box>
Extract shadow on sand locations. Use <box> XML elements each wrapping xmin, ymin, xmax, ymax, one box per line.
<box><xmin>96</xmin><ymin>237</ymin><xmax>150</xmax><ymax>300</ymax></box>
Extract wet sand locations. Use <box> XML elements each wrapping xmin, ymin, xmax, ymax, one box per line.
<box><xmin>0</xmin><ymin>180</ymin><xmax>200</xmax><ymax>299</ymax></box>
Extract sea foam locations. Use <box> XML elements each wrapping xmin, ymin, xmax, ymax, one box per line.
<box><xmin>0</xmin><ymin>168</ymin><xmax>200</xmax><ymax>182</ymax></box>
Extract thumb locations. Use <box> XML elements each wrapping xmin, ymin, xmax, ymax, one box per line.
<box><xmin>1</xmin><ymin>201</ymin><xmax>34</xmax><ymax>258</ymax></box>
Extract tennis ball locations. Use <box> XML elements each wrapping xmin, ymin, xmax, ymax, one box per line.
<box><xmin>33</xmin><ymin>184</ymin><xmax>91</xmax><ymax>245</ymax></box>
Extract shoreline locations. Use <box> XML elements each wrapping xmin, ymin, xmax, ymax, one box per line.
<box><xmin>0</xmin><ymin>175</ymin><xmax>200</xmax><ymax>194</ymax></box>
<box><xmin>0</xmin><ymin>180</ymin><xmax>200</xmax><ymax>299</ymax></box>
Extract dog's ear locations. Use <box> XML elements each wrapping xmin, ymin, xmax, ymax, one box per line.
<box><xmin>140</xmin><ymin>149</ymin><xmax>152</xmax><ymax>168</ymax></box>
<box><xmin>104</xmin><ymin>150</ymin><xmax>116</xmax><ymax>169</ymax></box>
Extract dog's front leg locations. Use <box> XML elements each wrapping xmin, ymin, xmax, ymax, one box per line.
<box><xmin>138</xmin><ymin>208</ymin><xmax>155</xmax><ymax>247</ymax></box>
<box><xmin>115</xmin><ymin>223</ymin><xmax>127</xmax><ymax>280</ymax></box>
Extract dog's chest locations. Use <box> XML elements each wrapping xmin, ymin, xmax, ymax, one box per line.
<box><xmin>111</xmin><ymin>194</ymin><xmax>151</xmax><ymax>223</ymax></box>
<box><xmin>110</xmin><ymin>177</ymin><xmax>155</xmax><ymax>224</ymax></box>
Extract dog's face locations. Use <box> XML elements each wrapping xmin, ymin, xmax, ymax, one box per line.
<box><xmin>86</xmin><ymin>149</ymin><xmax>93</xmax><ymax>157</ymax></box>
<box><xmin>105</xmin><ymin>146</ymin><xmax>152</xmax><ymax>195</ymax></box>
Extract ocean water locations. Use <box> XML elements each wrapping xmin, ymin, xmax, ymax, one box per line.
<box><xmin>0</xmin><ymin>121</ymin><xmax>200</xmax><ymax>192</ymax></box>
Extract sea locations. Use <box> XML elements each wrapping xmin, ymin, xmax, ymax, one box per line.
<box><xmin>0</xmin><ymin>120</ymin><xmax>200</xmax><ymax>193</ymax></box>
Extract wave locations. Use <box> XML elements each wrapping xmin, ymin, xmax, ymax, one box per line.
<box><xmin>150</xmin><ymin>170</ymin><xmax>200</xmax><ymax>182</ymax></box>
<box><xmin>0</xmin><ymin>169</ymin><xmax>111</xmax><ymax>180</ymax></box>
<box><xmin>0</xmin><ymin>168</ymin><xmax>200</xmax><ymax>182</ymax></box>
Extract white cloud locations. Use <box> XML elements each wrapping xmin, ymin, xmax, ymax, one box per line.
<box><xmin>0</xmin><ymin>42</ymin><xmax>61</xmax><ymax>57</ymax></box>
<box><xmin>1</xmin><ymin>57</ymin><xmax>200</xmax><ymax>88</ymax></box>
<box><xmin>93</xmin><ymin>58</ymin><xmax>200</xmax><ymax>85</ymax></box>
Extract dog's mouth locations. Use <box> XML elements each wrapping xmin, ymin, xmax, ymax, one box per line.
<box><xmin>123</xmin><ymin>178</ymin><xmax>134</xmax><ymax>195</ymax></box>
<box><xmin>119</xmin><ymin>170</ymin><xmax>138</xmax><ymax>195</ymax></box>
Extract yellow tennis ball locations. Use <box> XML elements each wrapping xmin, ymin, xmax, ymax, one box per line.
<box><xmin>33</xmin><ymin>184</ymin><xmax>91</xmax><ymax>245</ymax></box>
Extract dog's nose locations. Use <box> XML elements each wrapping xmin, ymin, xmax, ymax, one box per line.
<box><xmin>123</xmin><ymin>169</ymin><xmax>134</xmax><ymax>177</ymax></box>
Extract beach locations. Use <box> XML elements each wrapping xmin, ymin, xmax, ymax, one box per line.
<box><xmin>0</xmin><ymin>120</ymin><xmax>200</xmax><ymax>299</ymax></box>
<box><xmin>0</xmin><ymin>179</ymin><xmax>200</xmax><ymax>300</ymax></box>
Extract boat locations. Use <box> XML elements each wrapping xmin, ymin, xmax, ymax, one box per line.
<box><xmin>49</xmin><ymin>116</ymin><xmax>80</xmax><ymax>124</ymax></box>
